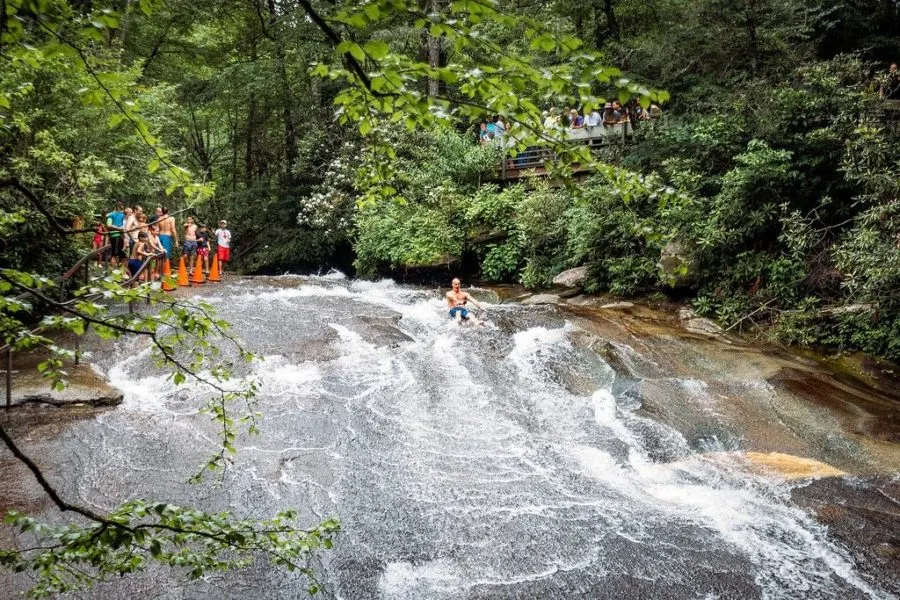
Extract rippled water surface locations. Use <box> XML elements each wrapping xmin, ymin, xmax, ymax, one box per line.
<box><xmin>2</xmin><ymin>275</ymin><xmax>897</xmax><ymax>599</ymax></box>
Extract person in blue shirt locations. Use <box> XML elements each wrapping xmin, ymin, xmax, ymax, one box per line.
<box><xmin>493</xmin><ymin>116</ymin><xmax>506</xmax><ymax>136</ymax></box>
<box><xmin>105</xmin><ymin>202</ymin><xmax>127</xmax><ymax>267</ymax></box>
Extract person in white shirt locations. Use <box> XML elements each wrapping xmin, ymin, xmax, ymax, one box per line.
<box><xmin>585</xmin><ymin>108</ymin><xmax>602</xmax><ymax>128</ymax></box>
<box><xmin>214</xmin><ymin>220</ymin><xmax>232</xmax><ymax>275</ymax></box>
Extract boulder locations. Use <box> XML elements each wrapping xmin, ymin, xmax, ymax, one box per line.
<box><xmin>678</xmin><ymin>307</ymin><xmax>697</xmax><ymax>321</ymax></box>
<box><xmin>552</xmin><ymin>266</ymin><xmax>589</xmax><ymax>288</ymax></box>
<box><xmin>684</xmin><ymin>317</ymin><xmax>724</xmax><ymax>335</ymax></box>
<box><xmin>600</xmin><ymin>302</ymin><xmax>635</xmax><ymax>310</ymax></box>
<box><xmin>521</xmin><ymin>294</ymin><xmax>560</xmax><ymax>306</ymax></box>
<box><xmin>345</xmin><ymin>315</ymin><xmax>414</xmax><ymax>347</ymax></box>
<box><xmin>678</xmin><ymin>306</ymin><xmax>724</xmax><ymax>335</ymax></box>
<box><xmin>658</xmin><ymin>241</ymin><xmax>697</xmax><ymax>287</ymax></box>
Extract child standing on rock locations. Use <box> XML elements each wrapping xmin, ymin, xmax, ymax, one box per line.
<box><xmin>196</xmin><ymin>225</ymin><xmax>211</xmax><ymax>275</ymax></box>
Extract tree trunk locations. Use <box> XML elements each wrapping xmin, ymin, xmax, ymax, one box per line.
<box><xmin>424</xmin><ymin>0</ymin><xmax>446</xmax><ymax>97</ymax></box>
<box><xmin>245</xmin><ymin>37</ymin><xmax>258</xmax><ymax>185</ymax></box>
<box><xmin>268</xmin><ymin>0</ymin><xmax>298</xmax><ymax>182</ymax></box>
<box><xmin>745</xmin><ymin>0</ymin><xmax>759</xmax><ymax>72</ymax></box>
<box><xmin>603</xmin><ymin>0</ymin><xmax>619</xmax><ymax>42</ymax></box>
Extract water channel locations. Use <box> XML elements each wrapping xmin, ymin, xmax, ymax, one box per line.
<box><xmin>1</xmin><ymin>274</ymin><xmax>898</xmax><ymax>599</ymax></box>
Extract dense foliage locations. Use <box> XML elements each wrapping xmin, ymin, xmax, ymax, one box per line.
<box><xmin>345</xmin><ymin>1</ymin><xmax>900</xmax><ymax>361</ymax></box>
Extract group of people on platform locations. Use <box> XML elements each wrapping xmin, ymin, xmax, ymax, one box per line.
<box><xmin>477</xmin><ymin>99</ymin><xmax>662</xmax><ymax>146</ymax></box>
<box><xmin>541</xmin><ymin>99</ymin><xmax>660</xmax><ymax>132</ymax></box>
<box><xmin>93</xmin><ymin>203</ymin><xmax>232</xmax><ymax>282</ymax></box>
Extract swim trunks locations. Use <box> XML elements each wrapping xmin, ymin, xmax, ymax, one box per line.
<box><xmin>449</xmin><ymin>307</ymin><xmax>470</xmax><ymax>319</ymax></box>
<box><xmin>183</xmin><ymin>240</ymin><xmax>197</xmax><ymax>255</ymax></box>
<box><xmin>109</xmin><ymin>234</ymin><xmax>126</xmax><ymax>259</ymax></box>
<box><xmin>127</xmin><ymin>258</ymin><xmax>143</xmax><ymax>278</ymax></box>
<box><xmin>158</xmin><ymin>234</ymin><xmax>173</xmax><ymax>257</ymax></box>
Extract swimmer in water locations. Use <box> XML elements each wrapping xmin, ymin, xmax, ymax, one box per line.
<box><xmin>446</xmin><ymin>277</ymin><xmax>486</xmax><ymax>325</ymax></box>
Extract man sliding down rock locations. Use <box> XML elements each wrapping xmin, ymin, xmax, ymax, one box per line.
<box><xmin>446</xmin><ymin>278</ymin><xmax>487</xmax><ymax>326</ymax></box>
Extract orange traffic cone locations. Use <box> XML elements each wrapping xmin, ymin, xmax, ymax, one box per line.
<box><xmin>162</xmin><ymin>259</ymin><xmax>177</xmax><ymax>292</ymax></box>
<box><xmin>191</xmin><ymin>255</ymin><xmax>205</xmax><ymax>285</ymax></box>
<box><xmin>177</xmin><ymin>256</ymin><xmax>190</xmax><ymax>287</ymax></box>
<box><xmin>208</xmin><ymin>255</ymin><xmax>221</xmax><ymax>282</ymax></box>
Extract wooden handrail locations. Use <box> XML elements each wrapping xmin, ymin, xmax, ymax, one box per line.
<box><xmin>12</xmin><ymin>245</ymin><xmax>110</xmax><ymax>304</ymax></box>
<box><xmin>61</xmin><ymin>245</ymin><xmax>111</xmax><ymax>280</ymax></box>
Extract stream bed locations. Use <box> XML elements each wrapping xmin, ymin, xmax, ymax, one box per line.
<box><xmin>1</xmin><ymin>274</ymin><xmax>899</xmax><ymax>599</ymax></box>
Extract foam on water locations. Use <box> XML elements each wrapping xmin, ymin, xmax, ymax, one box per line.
<box><xmin>107</xmin><ymin>347</ymin><xmax>181</xmax><ymax>412</ymax></box>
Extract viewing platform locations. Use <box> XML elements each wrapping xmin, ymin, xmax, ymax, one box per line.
<box><xmin>492</xmin><ymin>122</ymin><xmax>636</xmax><ymax>182</ymax></box>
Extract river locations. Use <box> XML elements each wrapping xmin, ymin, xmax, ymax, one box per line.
<box><xmin>1</xmin><ymin>274</ymin><xmax>898</xmax><ymax>599</ymax></box>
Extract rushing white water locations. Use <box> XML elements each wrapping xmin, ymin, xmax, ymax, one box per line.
<box><xmin>24</xmin><ymin>275</ymin><xmax>894</xmax><ymax>599</ymax></box>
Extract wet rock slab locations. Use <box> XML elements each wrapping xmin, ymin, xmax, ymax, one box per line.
<box><xmin>8</xmin><ymin>353</ymin><xmax>122</xmax><ymax>408</ymax></box>
<box><xmin>521</xmin><ymin>293</ymin><xmax>561</xmax><ymax>306</ymax></box>
<box><xmin>344</xmin><ymin>314</ymin><xmax>414</xmax><ymax>347</ymax></box>
<box><xmin>793</xmin><ymin>477</ymin><xmax>900</xmax><ymax>596</ymax></box>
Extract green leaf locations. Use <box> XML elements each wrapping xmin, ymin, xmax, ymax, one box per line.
<box><xmin>363</xmin><ymin>40</ymin><xmax>390</xmax><ymax>61</ymax></box>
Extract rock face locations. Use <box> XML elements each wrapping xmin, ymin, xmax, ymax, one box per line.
<box><xmin>792</xmin><ymin>477</ymin><xmax>900</xmax><ymax>596</ymax></box>
<box><xmin>551</xmin><ymin>266</ymin><xmax>589</xmax><ymax>288</ymax></box>
<box><xmin>521</xmin><ymin>294</ymin><xmax>560</xmax><ymax>306</ymax></box>
<box><xmin>11</xmin><ymin>362</ymin><xmax>123</xmax><ymax>407</ymax></box>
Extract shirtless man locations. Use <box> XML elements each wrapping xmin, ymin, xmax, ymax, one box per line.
<box><xmin>446</xmin><ymin>278</ymin><xmax>486</xmax><ymax>325</ymax></box>
<box><xmin>156</xmin><ymin>207</ymin><xmax>178</xmax><ymax>260</ymax></box>
<box><xmin>183</xmin><ymin>216</ymin><xmax>198</xmax><ymax>274</ymax></box>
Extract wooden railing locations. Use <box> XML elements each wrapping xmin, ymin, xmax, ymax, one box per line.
<box><xmin>495</xmin><ymin>123</ymin><xmax>636</xmax><ymax>181</ymax></box>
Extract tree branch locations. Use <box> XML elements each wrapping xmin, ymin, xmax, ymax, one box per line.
<box><xmin>0</xmin><ymin>178</ymin><xmax>94</xmax><ymax>235</ymax></box>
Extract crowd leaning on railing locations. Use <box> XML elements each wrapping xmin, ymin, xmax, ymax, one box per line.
<box><xmin>95</xmin><ymin>202</ymin><xmax>232</xmax><ymax>283</ymax></box>
<box><xmin>475</xmin><ymin>98</ymin><xmax>663</xmax><ymax>149</ymax></box>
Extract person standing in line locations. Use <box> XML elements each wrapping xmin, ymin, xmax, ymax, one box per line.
<box><xmin>570</xmin><ymin>109</ymin><xmax>584</xmax><ymax>129</ymax></box>
<box><xmin>148</xmin><ymin>223</ymin><xmax>166</xmax><ymax>280</ymax></box>
<box><xmin>127</xmin><ymin>231</ymin><xmax>156</xmax><ymax>283</ymax></box>
<box><xmin>196</xmin><ymin>225</ymin><xmax>211</xmax><ymax>275</ymax></box>
<box><xmin>214</xmin><ymin>220</ymin><xmax>232</xmax><ymax>276</ymax></box>
<box><xmin>149</xmin><ymin>206</ymin><xmax>162</xmax><ymax>226</ymax></box>
<box><xmin>123</xmin><ymin>206</ymin><xmax>138</xmax><ymax>255</ymax></box>
<box><xmin>92</xmin><ymin>218</ymin><xmax>108</xmax><ymax>265</ymax></box>
<box><xmin>183</xmin><ymin>216</ymin><xmax>198</xmax><ymax>275</ymax></box>
<box><xmin>105</xmin><ymin>202</ymin><xmax>126</xmax><ymax>268</ymax></box>
<box><xmin>156</xmin><ymin>207</ymin><xmax>177</xmax><ymax>259</ymax></box>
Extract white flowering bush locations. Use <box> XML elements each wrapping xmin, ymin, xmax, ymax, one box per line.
<box><xmin>296</xmin><ymin>141</ymin><xmax>361</xmax><ymax>241</ymax></box>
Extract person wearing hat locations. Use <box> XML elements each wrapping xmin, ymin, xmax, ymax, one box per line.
<box><xmin>214</xmin><ymin>219</ymin><xmax>232</xmax><ymax>275</ymax></box>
